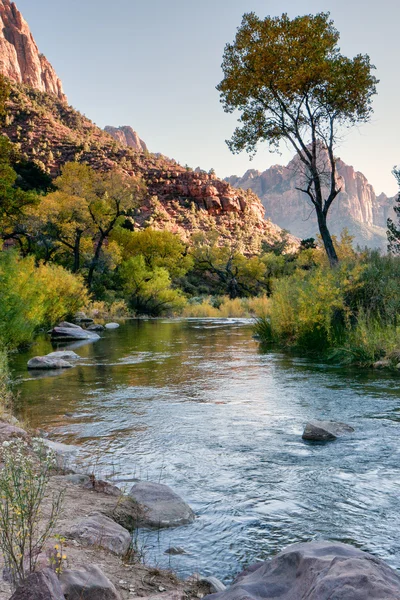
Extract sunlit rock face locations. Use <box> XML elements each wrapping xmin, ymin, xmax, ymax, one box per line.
<box><xmin>105</xmin><ymin>126</ymin><xmax>148</xmax><ymax>153</ymax></box>
<box><xmin>0</xmin><ymin>0</ymin><xmax>66</xmax><ymax>101</ymax></box>
<box><xmin>227</xmin><ymin>154</ymin><xmax>395</xmax><ymax>248</ymax></box>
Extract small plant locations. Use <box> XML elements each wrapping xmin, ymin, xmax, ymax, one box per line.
<box><xmin>48</xmin><ymin>534</ymin><xmax>67</xmax><ymax>575</ymax></box>
<box><xmin>0</xmin><ymin>438</ymin><xmax>64</xmax><ymax>589</ymax></box>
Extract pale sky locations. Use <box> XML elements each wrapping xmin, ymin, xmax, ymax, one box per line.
<box><xmin>17</xmin><ymin>0</ymin><xmax>399</xmax><ymax>195</ymax></box>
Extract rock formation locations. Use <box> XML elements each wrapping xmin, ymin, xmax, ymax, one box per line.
<box><xmin>227</xmin><ymin>155</ymin><xmax>395</xmax><ymax>248</ymax></box>
<box><xmin>0</xmin><ymin>0</ymin><xmax>66</xmax><ymax>101</ymax></box>
<box><xmin>105</xmin><ymin>125</ymin><xmax>148</xmax><ymax>153</ymax></box>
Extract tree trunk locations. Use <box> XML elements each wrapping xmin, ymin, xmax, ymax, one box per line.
<box><xmin>316</xmin><ymin>209</ymin><xmax>339</xmax><ymax>267</ymax></box>
<box><xmin>87</xmin><ymin>235</ymin><xmax>105</xmax><ymax>288</ymax></box>
<box><xmin>73</xmin><ymin>232</ymin><xmax>82</xmax><ymax>273</ymax></box>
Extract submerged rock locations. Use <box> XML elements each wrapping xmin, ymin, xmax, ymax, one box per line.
<box><xmin>204</xmin><ymin>541</ymin><xmax>400</xmax><ymax>600</ymax></box>
<box><xmin>67</xmin><ymin>513</ymin><xmax>131</xmax><ymax>556</ymax></box>
<box><xmin>60</xmin><ymin>564</ymin><xmax>121</xmax><ymax>600</ymax></box>
<box><xmin>128</xmin><ymin>481</ymin><xmax>195</xmax><ymax>528</ymax></box>
<box><xmin>302</xmin><ymin>420</ymin><xmax>354</xmax><ymax>441</ymax></box>
<box><xmin>50</xmin><ymin>326</ymin><xmax>100</xmax><ymax>341</ymax></box>
<box><xmin>46</xmin><ymin>351</ymin><xmax>80</xmax><ymax>360</ymax></box>
<box><xmin>27</xmin><ymin>356</ymin><xmax>73</xmax><ymax>370</ymax></box>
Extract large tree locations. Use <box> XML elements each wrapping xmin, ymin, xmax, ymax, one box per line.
<box><xmin>387</xmin><ymin>168</ymin><xmax>400</xmax><ymax>254</ymax></box>
<box><xmin>217</xmin><ymin>12</ymin><xmax>378</xmax><ymax>266</ymax></box>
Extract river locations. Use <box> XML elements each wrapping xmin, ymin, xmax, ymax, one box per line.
<box><xmin>10</xmin><ymin>318</ymin><xmax>400</xmax><ymax>581</ymax></box>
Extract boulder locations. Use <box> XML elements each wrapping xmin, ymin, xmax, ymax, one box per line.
<box><xmin>0</xmin><ymin>421</ymin><xmax>28</xmax><ymax>444</ymax></box>
<box><xmin>87</xmin><ymin>323</ymin><xmax>105</xmax><ymax>332</ymax></box>
<box><xmin>373</xmin><ymin>359</ymin><xmax>391</xmax><ymax>369</ymax></box>
<box><xmin>10</xmin><ymin>568</ymin><xmax>64</xmax><ymax>599</ymax></box>
<box><xmin>67</xmin><ymin>513</ymin><xmax>131</xmax><ymax>556</ymax></box>
<box><xmin>27</xmin><ymin>356</ymin><xmax>73</xmax><ymax>370</ymax></box>
<box><xmin>57</xmin><ymin>322</ymin><xmax>82</xmax><ymax>329</ymax></box>
<box><xmin>105</xmin><ymin>322</ymin><xmax>120</xmax><ymax>329</ymax></box>
<box><xmin>201</xmin><ymin>577</ymin><xmax>226</xmax><ymax>593</ymax></box>
<box><xmin>60</xmin><ymin>564</ymin><xmax>121</xmax><ymax>600</ymax></box>
<box><xmin>204</xmin><ymin>541</ymin><xmax>400</xmax><ymax>600</ymax></box>
<box><xmin>302</xmin><ymin>420</ymin><xmax>354</xmax><ymax>441</ymax></box>
<box><xmin>74</xmin><ymin>312</ymin><xmax>94</xmax><ymax>324</ymax></box>
<box><xmin>128</xmin><ymin>481</ymin><xmax>195</xmax><ymax>528</ymax></box>
<box><xmin>46</xmin><ymin>351</ymin><xmax>80</xmax><ymax>360</ymax></box>
<box><xmin>50</xmin><ymin>326</ymin><xmax>100</xmax><ymax>341</ymax></box>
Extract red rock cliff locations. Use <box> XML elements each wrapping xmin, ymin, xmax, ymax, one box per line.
<box><xmin>105</xmin><ymin>126</ymin><xmax>148</xmax><ymax>153</ymax></box>
<box><xmin>0</xmin><ymin>0</ymin><xmax>66</xmax><ymax>101</ymax></box>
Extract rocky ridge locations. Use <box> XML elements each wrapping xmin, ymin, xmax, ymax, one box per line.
<box><xmin>105</xmin><ymin>125</ymin><xmax>148</xmax><ymax>153</ymax></box>
<box><xmin>227</xmin><ymin>156</ymin><xmax>395</xmax><ymax>248</ymax></box>
<box><xmin>0</xmin><ymin>0</ymin><xmax>66</xmax><ymax>102</ymax></box>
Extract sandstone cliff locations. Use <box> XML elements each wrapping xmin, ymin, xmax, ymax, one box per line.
<box><xmin>105</xmin><ymin>126</ymin><xmax>148</xmax><ymax>153</ymax></box>
<box><xmin>226</xmin><ymin>156</ymin><xmax>394</xmax><ymax>248</ymax></box>
<box><xmin>0</xmin><ymin>0</ymin><xmax>66</xmax><ymax>101</ymax></box>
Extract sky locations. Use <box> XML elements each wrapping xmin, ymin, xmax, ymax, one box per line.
<box><xmin>17</xmin><ymin>0</ymin><xmax>399</xmax><ymax>195</ymax></box>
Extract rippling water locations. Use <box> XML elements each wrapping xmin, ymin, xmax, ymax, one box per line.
<box><xmin>10</xmin><ymin>319</ymin><xmax>400</xmax><ymax>581</ymax></box>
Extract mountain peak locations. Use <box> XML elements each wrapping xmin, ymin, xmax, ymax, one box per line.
<box><xmin>0</xmin><ymin>0</ymin><xmax>66</xmax><ymax>101</ymax></box>
<box><xmin>104</xmin><ymin>126</ymin><xmax>148</xmax><ymax>153</ymax></box>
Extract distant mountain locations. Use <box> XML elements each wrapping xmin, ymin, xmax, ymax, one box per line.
<box><xmin>104</xmin><ymin>126</ymin><xmax>148</xmax><ymax>153</ymax></box>
<box><xmin>226</xmin><ymin>155</ymin><xmax>395</xmax><ymax>248</ymax></box>
<box><xmin>0</xmin><ymin>0</ymin><xmax>66</xmax><ymax>102</ymax></box>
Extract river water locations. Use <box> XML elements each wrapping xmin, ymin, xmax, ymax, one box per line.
<box><xmin>10</xmin><ymin>319</ymin><xmax>400</xmax><ymax>581</ymax></box>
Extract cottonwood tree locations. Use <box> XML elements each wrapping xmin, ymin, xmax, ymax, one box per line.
<box><xmin>217</xmin><ymin>12</ymin><xmax>378</xmax><ymax>266</ymax></box>
<box><xmin>387</xmin><ymin>169</ymin><xmax>400</xmax><ymax>254</ymax></box>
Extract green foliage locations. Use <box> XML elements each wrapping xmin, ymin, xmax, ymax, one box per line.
<box><xmin>120</xmin><ymin>255</ymin><xmax>187</xmax><ymax>316</ymax></box>
<box><xmin>0</xmin><ymin>438</ymin><xmax>64</xmax><ymax>589</ymax></box>
<box><xmin>113</xmin><ymin>227</ymin><xmax>193</xmax><ymax>279</ymax></box>
<box><xmin>0</xmin><ymin>251</ymin><xmax>89</xmax><ymax>348</ymax></box>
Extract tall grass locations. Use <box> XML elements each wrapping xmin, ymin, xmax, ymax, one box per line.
<box><xmin>182</xmin><ymin>295</ymin><xmax>269</xmax><ymax>318</ymax></box>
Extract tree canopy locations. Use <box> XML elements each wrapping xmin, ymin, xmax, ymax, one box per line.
<box><xmin>217</xmin><ymin>12</ymin><xmax>378</xmax><ymax>266</ymax></box>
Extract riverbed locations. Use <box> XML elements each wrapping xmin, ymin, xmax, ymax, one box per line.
<box><xmin>11</xmin><ymin>319</ymin><xmax>400</xmax><ymax>581</ymax></box>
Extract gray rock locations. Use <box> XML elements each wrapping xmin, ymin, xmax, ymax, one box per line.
<box><xmin>87</xmin><ymin>323</ymin><xmax>105</xmax><ymax>331</ymax></box>
<box><xmin>63</xmin><ymin>473</ymin><xmax>91</xmax><ymax>486</ymax></box>
<box><xmin>302</xmin><ymin>419</ymin><xmax>354</xmax><ymax>441</ymax></box>
<box><xmin>128</xmin><ymin>481</ymin><xmax>195</xmax><ymax>528</ymax></box>
<box><xmin>165</xmin><ymin>546</ymin><xmax>187</xmax><ymax>555</ymax></box>
<box><xmin>50</xmin><ymin>326</ymin><xmax>100</xmax><ymax>341</ymax></box>
<box><xmin>201</xmin><ymin>577</ymin><xmax>226</xmax><ymax>593</ymax></box>
<box><xmin>46</xmin><ymin>351</ymin><xmax>80</xmax><ymax>360</ymax></box>
<box><xmin>373</xmin><ymin>359</ymin><xmax>391</xmax><ymax>369</ymax></box>
<box><xmin>204</xmin><ymin>541</ymin><xmax>400</xmax><ymax>600</ymax></box>
<box><xmin>82</xmin><ymin>478</ymin><xmax>122</xmax><ymax>496</ymax></box>
<box><xmin>105</xmin><ymin>322</ymin><xmax>120</xmax><ymax>329</ymax></box>
<box><xmin>60</xmin><ymin>564</ymin><xmax>121</xmax><ymax>600</ymax></box>
<box><xmin>57</xmin><ymin>321</ymin><xmax>82</xmax><ymax>329</ymax></box>
<box><xmin>67</xmin><ymin>513</ymin><xmax>131</xmax><ymax>556</ymax></box>
<box><xmin>74</xmin><ymin>312</ymin><xmax>94</xmax><ymax>324</ymax></box>
<box><xmin>27</xmin><ymin>356</ymin><xmax>73</xmax><ymax>370</ymax></box>
<box><xmin>10</xmin><ymin>568</ymin><xmax>64</xmax><ymax>599</ymax></box>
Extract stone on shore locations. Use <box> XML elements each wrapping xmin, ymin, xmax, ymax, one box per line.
<box><xmin>50</xmin><ymin>326</ymin><xmax>100</xmax><ymax>341</ymax></box>
<box><xmin>67</xmin><ymin>512</ymin><xmax>131</xmax><ymax>556</ymax></box>
<box><xmin>57</xmin><ymin>321</ymin><xmax>82</xmax><ymax>329</ymax></box>
<box><xmin>46</xmin><ymin>351</ymin><xmax>80</xmax><ymax>360</ymax></box>
<box><xmin>302</xmin><ymin>420</ymin><xmax>354</xmax><ymax>441</ymax></box>
<box><xmin>27</xmin><ymin>356</ymin><xmax>73</xmax><ymax>370</ymax></box>
<box><xmin>60</xmin><ymin>564</ymin><xmax>121</xmax><ymax>600</ymax></box>
<box><xmin>203</xmin><ymin>541</ymin><xmax>400</xmax><ymax>600</ymax></box>
<box><xmin>87</xmin><ymin>323</ymin><xmax>105</xmax><ymax>331</ymax></box>
<box><xmin>105</xmin><ymin>322</ymin><xmax>120</xmax><ymax>329</ymax></box>
<box><xmin>73</xmin><ymin>311</ymin><xmax>94</xmax><ymax>324</ymax></box>
<box><xmin>128</xmin><ymin>481</ymin><xmax>195</xmax><ymax>528</ymax></box>
<box><xmin>10</xmin><ymin>568</ymin><xmax>64</xmax><ymax>600</ymax></box>
<box><xmin>0</xmin><ymin>421</ymin><xmax>28</xmax><ymax>444</ymax></box>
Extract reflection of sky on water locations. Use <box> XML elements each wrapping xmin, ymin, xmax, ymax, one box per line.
<box><xmin>11</xmin><ymin>319</ymin><xmax>400</xmax><ymax>582</ymax></box>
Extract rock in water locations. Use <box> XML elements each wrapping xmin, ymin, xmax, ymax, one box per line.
<box><xmin>67</xmin><ymin>513</ymin><xmax>131</xmax><ymax>556</ymax></box>
<box><xmin>128</xmin><ymin>481</ymin><xmax>195</xmax><ymax>528</ymax></box>
<box><xmin>50</xmin><ymin>326</ymin><xmax>100</xmax><ymax>341</ymax></box>
<box><xmin>46</xmin><ymin>351</ymin><xmax>80</xmax><ymax>360</ymax></box>
<box><xmin>204</xmin><ymin>541</ymin><xmax>400</xmax><ymax>600</ymax></box>
<box><xmin>87</xmin><ymin>323</ymin><xmax>105</xmax><ymax>331</ymax></box>
<box><xmin>60</xmin><ymin>565</ymin><xmax>121</xmax><ymax>600</ymax></box>
<box><xmin>10</xmin><ymin>568</ymin><xmax>64</xmax><ymax>599</ymax></box>
<box><xmin>27</xmin><ymin>356</ymin><xmax>73</xmax><ymax>370</ymax></box>
<box><xmin>105</xmin><ymin>322</ymin><xmax>120</xmax><ymax>329</ymax></box>
<box><xmin>302</xmin><ymin>420</ymin><xmax>354</xmax><ymax>441</ymax></box>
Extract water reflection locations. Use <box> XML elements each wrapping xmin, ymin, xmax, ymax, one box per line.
<box><xmin>11</xmin><ymin>319</ymin><xmax>400</xmax><ymax>581</ymax></box>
